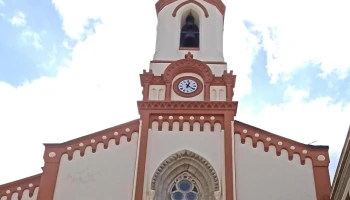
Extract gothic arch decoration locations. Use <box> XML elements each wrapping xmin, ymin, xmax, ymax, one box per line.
<box><xmin>172</xmin><ymin>0</ymin><xmax>209</xmax><ymax>18</ymax></box>
<box><xmin>150</xmin><ymin>150</ymin><xmax>220</xmax><ymax>200</ymax></box>
<box><xmin>156</xmin><ymin>0</ymin><xmax>226</xmax><ymax>16</ymax></box>
<box><xmin>162</xmin><ymin>52</ymin><xmax>214</xmax><ymax>83</ymax></box>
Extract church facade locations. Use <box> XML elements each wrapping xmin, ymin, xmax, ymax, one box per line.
<box><xmin>0</xmin><ymin>0</ymin><xmax>332</xmax><ymax>200</ymax></box>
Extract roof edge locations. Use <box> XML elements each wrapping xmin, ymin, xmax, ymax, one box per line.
<box><xmin>234</xmin><ymin>120</ymin><xmax>330</xmax><ymax>167</ymax></box>
<box><xmin>235</xmin><ymin>120</ymin><xmax>329</xmax><ymax>149</ymax></box>
<box><xmin>0</xmin><ymin>173</ymin><xmax>41</xmax><ymax>188</ymax></box>
<box><xmin>0</xmin><ymin>173</ymin><xmax>42</xmax><ymax>198</ymax></box>
<box><xmin>43</xmin><ymin>119</ymin><xmax>140</xmax><ymax>147</ymax></box>
<box><xmin>331</xmin><ymin>125</ymin><xmax>350</xmax><ymax>198</ymax></box>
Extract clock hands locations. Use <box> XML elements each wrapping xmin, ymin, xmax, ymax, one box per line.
<box><xmin>186</xmin><ymin>80</ymin><xmax>191</xmax><ymax>88</ymax></box>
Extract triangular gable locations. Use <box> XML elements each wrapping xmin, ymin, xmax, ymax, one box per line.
<box><xmin>234</xmin><ymin>120</ymin><xmax>329</xmax><ymax>166</ymax></box>
<box><xmin>43</xmin><ymin>119</ymin><xmax>140</xmax><ymax>161</ymax></box>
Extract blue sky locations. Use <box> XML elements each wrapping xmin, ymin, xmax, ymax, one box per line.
<box><xmin>0</xmin><ymin>0</ymin><xmax>72</xmax><ymax>86</ymax></box>
<box><xmin>0</xmin><ymin>0</ymin><xmax>349</xmax><ymax>186</ymax></box>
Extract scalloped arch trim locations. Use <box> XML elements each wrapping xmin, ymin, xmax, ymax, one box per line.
<box><xmin>151</xmin><ymin>149</ymin><xmax>219</xmax><ymax>191</ymax></box>
<box><xmin>234</xmin><ymin>120</ymin><xmax>330</xmax><ymax>167</ymax></box>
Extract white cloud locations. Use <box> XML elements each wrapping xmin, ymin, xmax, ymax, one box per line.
<box><xmin>10</xmin><ymin>11</ymin><xmax>26</xmax><ymax>26</ymax></box>
<box><xmin>237</xmin><ymin>86</ymin><xmax>350</xmax><ymax>171</ymax></box>
<box><xmin>0</xmin><ymin>0</ymin><xmax>349</xmax><ymax>185</ymax></box>
<box><xmin>229</xmin><ymin>0</ymin><xmax>350</xmax><ymax>83</ymax></box>
<box><xmin>22</xmin><ymin>30</ymin><xmax>43</xmax><ymax>49</ymax></box>
<box><xmin>0</xmin><ymin>0</ymin><xmax>5</xmax><ymax>6</ymax></box>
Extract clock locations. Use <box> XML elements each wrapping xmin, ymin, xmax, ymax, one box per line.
<box><xmin>173</xmin><ymin>76</ymin><xmax>203</xmax><ymax>98</ymax></box>
<box><xmin>178</xmin><ymin>79</ymin><xmax>198</xmax><ymax>93</ymax></box>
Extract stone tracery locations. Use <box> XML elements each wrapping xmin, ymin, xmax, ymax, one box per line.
<box><xmin>151</xmin><ymin>150</ymin><xmax>220</xmax><ymax>200</ymax></box>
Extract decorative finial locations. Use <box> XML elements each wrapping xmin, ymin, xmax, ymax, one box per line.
<box><xmin>185</xmin><ymin>52</ymin><xmax>194</xmax><ymax>59</ymax></box>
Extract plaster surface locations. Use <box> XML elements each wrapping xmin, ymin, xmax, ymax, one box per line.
<box><xmin>53</xmin><ymin>134</ymin><xmax>139</xmax><ymax>200</ymax></box>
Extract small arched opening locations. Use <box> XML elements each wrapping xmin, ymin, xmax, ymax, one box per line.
<box><xmin>179</xmin><ymin>10</ymin><xmax>200</xmax><ymax>49</ymax></box>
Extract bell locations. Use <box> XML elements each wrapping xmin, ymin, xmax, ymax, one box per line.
<box><xmin>180</xmin><ymin>13</ymin><xmax>199</xmax><ymax>48</ymax></box>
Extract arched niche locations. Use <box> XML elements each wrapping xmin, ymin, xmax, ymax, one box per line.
<box><xmin>150</xmin><ymin>150</ymin><xmax>220</xmax><ymax>200</ymax></box>
<box><xmin>179</xmin><ymin>9</ymin><xmax>200</xmax><ymax>49</ymax></box>
<box><xmin>180</xmin><ymin>9</ymin><xmax>200</xmax><ymax>29</ymax></box>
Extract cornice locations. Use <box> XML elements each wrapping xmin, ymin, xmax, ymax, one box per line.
<box><xmin>43</xmin><ymin>119</ymin><xmax>140</xmax><ymax>162</ymax></box>
<box><xmin>0</xmin><ymin>173</ymin><xmax>41</xmax><ymax>199</ymax></box>
<box><xmin>234</xmin><ymin>121</ymin><xmax>330</xmax><ymax>166</ymax></box>
<box><xmin>137</xmin><ymin>101</ymin><xmax>238</xmax><ymax>113</ymax></box>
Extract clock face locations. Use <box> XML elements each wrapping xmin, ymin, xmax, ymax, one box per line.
<box><xmin>178</xmin><ymin>79</ymin><xmax>198</xmax><ymax>94</ymax></box>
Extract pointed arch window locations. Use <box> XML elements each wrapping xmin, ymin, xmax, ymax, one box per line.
<box><xmin>150</xmin><ymin>150</ymin><xmax>221</xmax><ymax>200</ymax></box>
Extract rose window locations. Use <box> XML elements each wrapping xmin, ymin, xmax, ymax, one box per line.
<box><xmin>170</xmin><ymin>173</ymin><xmax>199</xmax><ymax>200</ymax></box>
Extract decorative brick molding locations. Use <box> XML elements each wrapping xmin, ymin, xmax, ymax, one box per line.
<box><xmin>162</xmin><ymin>52</ymin><xmax>214</xmax><ymax>83</ymax></box>
<box><xmin>155</xmin><ymin>0</ymin><xmax>225</xmax><ymax>16</ymax></box>
<box><xmin>150</xmin><ymin>60</ymin><xmax>227</xmax><ymax>64</ymax></box>
<box><xmin>0</xmin><ymin>174</ymin><xmax>41</xmax><ymax>199</ymax></box>
<box><xmin>234</xmin><ymin>121</ymin><xmax>329</xmax><ymax>166</ymax></box>
<box><xmin>234</xmin><ymin>120</ymin><xmax>331</xmax><ymax>200</ymax></box>
<box><xmin>42</xmin><ymin>119</ymin><xmax>140</xmax><ymax>162</ymax></box>
<box><xmin>140</xmin><ymin>53</ymin><xmax>236</xmax><ymax>101</ymax></box>
<box><xmin>148</xmin><ymin>114</ymin><xmax>224</xmax><ymax>131</ymax></box>
<box><xmin>172</xmin><ymin>0</ymin><xmax>209</xmax><ymax>18</ymax></box>
<box><xmin>36</xmin><ymin>119</ymin><xmax>140</xmax><ymax>200</ymax></box>
<box><xmin>137</xmin><ymin>101</ymin><xmax>238</xmax><ymax>112</ymax></box>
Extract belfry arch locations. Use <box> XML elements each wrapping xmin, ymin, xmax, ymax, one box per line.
<box><xmin>150</xmin><ymin>150</ymin><xmax>220</xmax><ymax>200</ymax></box>
<box><xmin>179</xmin><ymin>10</ymin><xmax>200</xmax><ymax>48</ymax></box>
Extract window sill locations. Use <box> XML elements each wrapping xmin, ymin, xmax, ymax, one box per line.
<box><xmin>179</xmin><ymin>47</ymin><xmax>199</xmax><ymax>51</ymax></box>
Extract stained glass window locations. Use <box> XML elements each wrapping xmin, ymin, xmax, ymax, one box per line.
<box><xmin>170</xmin><ymin>173</ymin><xmax>199</xmax><ymax>200</ymax></box>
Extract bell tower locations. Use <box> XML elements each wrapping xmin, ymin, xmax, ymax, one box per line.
<box><xmin>135</xmin><ymin>1</ymin><xmax>237</xmax><ymax>200</ymax></box>
<box><xmin>151</xmin><ymin>0</ymin><xmax>227</xmax><ymax>75</ymax></box>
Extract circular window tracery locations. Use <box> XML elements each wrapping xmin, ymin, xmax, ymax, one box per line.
<box><xmin>170</xmin><ymin>173</ymin><xmax>199</xmax><ymax>200</ymax></box>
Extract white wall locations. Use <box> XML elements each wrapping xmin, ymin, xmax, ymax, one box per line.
<box><xmin>143</xmin><ymin>120</ymin><xmax>225</xmax><ymax>199</ymax></box>
<box><xmin>149</xmin><ymin>85</ymin><xmax>166</xmax><ymax>100</ymax></box>
<box><xmin>234</xmin><ymin>134</ymin><xmax>317</xmax><ymax>200</ymax></box>
<box><xmin>154</xmin><ymin>0</ymin><xmax>224</xmax><ymax>62</ymax></box>
<box><xmin>53</xmin><ymin>133</ymin><xmax>139</xmax><ymax>200</ymax></box>
<box><xmin>210</xmin><ymin>86</ymin><xmax>226</xmax><ymax>101</ymax></box>
<box><xmin>0</xmin><ymin>187</ymin><xmax>39</xmax><ymax>200</ymax></box>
